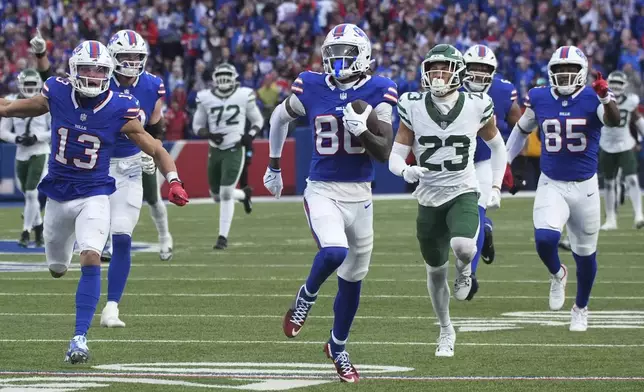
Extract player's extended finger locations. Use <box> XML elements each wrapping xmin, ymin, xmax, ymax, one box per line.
<box><xmin>418</xmin><ymin>167</ymin><xmax>429</xmax><ymax>173</ymax></box>
<box><xmin>36</xmin><ymin>28</ymin><xmax>42</xmax><ymax>38</ymax></box>
<box><xmin>592</xmin><ymin>70</ymin><xmax>603</xmax><ymax>80</ymax></box>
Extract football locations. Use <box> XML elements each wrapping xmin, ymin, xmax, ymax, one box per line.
<box><xmin>350</xmin><ymin>99</ymin><xmax>381</xmax><ymax>135</ymax></box>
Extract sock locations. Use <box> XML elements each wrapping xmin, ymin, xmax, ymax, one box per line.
<box><xmin>232</xmin><ymin>188</ymin><xmax>246</xmax><ymax>201</ymax></box>
<box><xmin>604</xmin><ymin>179</ymin><xmax>617</xmax><ymax>222</ymax></box>
<box><xmin>148</xmin><ymin>201</ymin><xmax>170</xmax><ymax>238</ymax></box>
<box><xmin>107</xmin><ymin>234</ymin><xmax>132</xmax><ymax>303</ymax></box>
<box><xmin>426</xmin><ymin>263</ymin><xmax>451</xmax><ymax>328</ymax></box>
<box><xmin>484</xmin><ymin>216</ymin><xmax>493</xmax><ymax>231</ymax></box>
<box><xmin>23</xmin><ymin>190</ymin><xmax>39</xmax><ymax>231</ymax></box>
<box><xmin>534</xmin><ymin>228</ymin><xmax>562</xmax><ymax>275</ymax></box>
<box><xmin>626</xmin><ymin>175</ymin><xmax>643</xmax><ymax>221</ymax></box>
<box><xmin>304</xmin><ymin>247</ymin><xmax>348</xmax><ymax>294</ymax></box>
<box><xmin>573</xmin><ymin>252</ymin><xmax>597</xmax><ymax>308</ymax></box>
<box><xmin>75</xmin><ymin>265</ymin><xmax>101</xmax><ymax>336</ymax></box>
<box><xmin>332</xmin><ymin>277</ymin><xmax>362</xmax><ymax>343</ymax></box>
<box><xmin>219</xmin><ymin>199</ymin><xmax>234</xmax><ymax>237</ymax></box>
<box><xmin>471</xmin><ymin>206</ymin><xmax>486</xmax><ymax>274</ymax></box>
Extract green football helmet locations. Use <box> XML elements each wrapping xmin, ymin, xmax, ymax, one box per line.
<box><xmin>421</xmin><ymin>44</ymin><xmax>467</xmax><ymax>97</ymax></box>
<box><xmin>607</xmin><ymin>70</ymin><xmax>628</xmax><ymax>97</ymax></box>
<box><xmin>17</xmin><ymin>68</ymin><xmax>43</xmax><ymax>98</ymax></box>
<box><xmin>212</xmin><ymin>63</ymin><xmax>239</xmax><ymax>96</ymax></box>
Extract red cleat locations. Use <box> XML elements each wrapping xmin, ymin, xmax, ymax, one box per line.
<box><xmin>324</xmin><ymin>342</ymin><xmax>360</xmax><ymax>383</ymax></box>
<box><xmin>282</xmin><ymin>285</ymin><xmax>316</xmax><ymax>338</ymax></box>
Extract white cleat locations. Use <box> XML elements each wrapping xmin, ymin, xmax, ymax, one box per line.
<box><xmin>159</xmin><ymin>235</ymin><xmax>173</xmax><ymax>261</ymax></box>
<box><xmin>549</xmin><ymin>264</ymin><xmax>567</xmax><ymax>311</ymax></box>
<box><xmin>435</xmin><ymin>325</ymin><xmax>456</xmax><ymax>357</ymax></box>
<box><xmin>570</xmin><ymin>305</ymin><xmax>588</xmax><ymax>332</ymax></box>
<box><xmin>635</xmin><ymin>219</ymin><xmax>644</xmax><ymax>230</ymax></box>
<box><xmin>100</xmin><ymin>301</ymin><xmax>126</xmax><ymax>328</ymax></box>
<box><xmin>601</xmin><ymin>220</ymin><xmax>618</xmax><ymax>231</ymax></box>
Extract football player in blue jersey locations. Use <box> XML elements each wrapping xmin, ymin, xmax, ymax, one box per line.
<box><xmin>506</xmin><ymin>45</ymin><xmax>619</xmax><ymax>331</ymax></box>
<box><xmin>462</xmin><ymin>45</ymin><xmax>522</xmax><ymax>281</ymax></box>
<box><xmin>263</xmin><ymin>23</ymin><xmax>396</xmax><ymax>383</ymax></box>
<box><xmin>98</xmin><ymin>30</ymin><xmax>172</xmax><ymax>329</ymax></box>
<box><xmin>0</xmin><ymin>40</ymin><xmax>189</xmax><ymax>363</ymax></box>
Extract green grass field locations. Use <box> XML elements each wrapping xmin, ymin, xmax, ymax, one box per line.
<box><xmin>0</xmin><ymin>196</ymin><xmax>643</xmax><ymax>392</ymax></box>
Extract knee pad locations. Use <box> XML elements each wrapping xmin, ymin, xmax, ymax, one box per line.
<box><xmin>625</xmin><ymin>174</ymin><xmax>639</xmax><ymax>189</ymax></box>
<box><xmin>48</xmin><ymin>263</ymin><xmax>68</xmax><ymax>278</ymax></box>
<box><xmin>219</xmin><ymin>186</ymin><xmax>234</xmax><ymax>201</ymax></box>
<box><xmin>320</xmin><ymin>246</ymin><xmax>349</xmax><ymax>270</ymax></box>
<box><xmin>450</xmin><ymin>237</ymin><xmax>477</xmax><ymax>263</ymax></box>
<box><xmin>534</xmin><ymin>228</ymin><xmax>560</xmax><ymax>254</ymax></box>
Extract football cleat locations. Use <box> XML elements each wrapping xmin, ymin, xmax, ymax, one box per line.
<box><xmin>100</xmin><ymin>301</ymin><xmax>126</xmax><ymax>328</ymax></box>
<box><xmin>33</xmin><ymin>223</ymin><xmax>44</xmax><ymax>247</ymax></box>
<box><xmin>558</xmin><ymin>238</ymin><xmax>572</xmax><ymax>251</ymax></box>
<box><xmin>435</xmin><ymin>325</ymin><xmax>456</xmax><ymax>357</ymax></box>
<box><xmin>600</xmin><ymin>219</ymin><xmax>618</xmax><ymax>231</ymax></box>
<box><xmin>242</xmin><ymin>186</ymin><xmax>253</xmax><ymax>214</ymax></box>
<box><xmin>214</xmin><ymin>235</ymin><xmax>228</xmax><ymax>250</ymax></box>
<box><xmin>159</xmin><ymin>235</ymin><xmax>173</xmax><ymax>261</ymax></box>
<box><xmin>549</xmin><ymin>264</ymin><xmax>567</xmax><ymax>311</ymax></box>
<box><xmin>283</xmin><ymin>285</ymin><xmax>316</xmax><ymax>338</ymax></box>
<box><xmin>454</xmin><ymin>274</ymin><xmax>478</xmax><ymax>301</ymax></box>
<box><xmin>64</xmin><ymin>335</ymin><xmax>89</xmax><ymax>364</ymax></box>
<box><xmin>324</xmin><ymin>341</ymin><xmax>359</xmax><ymax>383</ymax></box>
<box><xmin>18</xmin><ymin>230</ymin><xmax>30</xmax><ymax>248</ymax></box>
<box><xmin>635</xmin><ymin>220</ymin><xmax>644</xmax><ymax>230</ymax></box>
<box><xmin>480</xmin><ymin>224</ymin><xmax>495</xmax><ymax>264</ymax></box>
<box><xmin>569</xmin><ymin>305</ymin><xmax>588</xmax><ymax>332</ymax></box>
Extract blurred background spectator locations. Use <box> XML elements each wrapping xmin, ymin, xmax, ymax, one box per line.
<box><xmin>1</xmin><ymin>0</ymin><xmax>644</xmax><ymax>140</ymax></box>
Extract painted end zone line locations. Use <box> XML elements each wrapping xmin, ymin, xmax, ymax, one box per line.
<box><xmin>0</xmin><ymin>372</ymin><xmax>642</xmax><ymax>382</ymax></box>
<box><xmin>0</xmin><ymin>339</ymin><xmax>642</xmax><ymax>348</ymax></box>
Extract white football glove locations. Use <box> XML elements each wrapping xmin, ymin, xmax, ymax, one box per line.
<box><xmin>140</xmin><ymin>152</ymin><xmax>157</xmax><ymax>175</ymax></box>
<box><xmin>342</xmin><ymin>103</ymin><xmax>373</xmax><ymax>137</ymax></box>
<box><xmin>401</xmin><ymin>165</ymin><xmax>428</xmax><ymax>183</ymax></box>
<box><xmin>263</xmin><ymin>166</ymin><xmax>283</xmax><ymax>199</ymax></box>
<box><xmin>30</xmin><ymin>28</ymin><xmax>47</xmax><ymax>54</ymax></box>
<box><xmin>487</xmin><ymin>187</ymin><xmax>501</xmax><ymax>210</ymax></box>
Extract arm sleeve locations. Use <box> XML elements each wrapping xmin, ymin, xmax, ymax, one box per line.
<box><xmin>33</xmin><ymin>113</ymin><xmax>52</xmax><ymax>143</ymax></box>
<box><xmin>192</xmin><ymin>96</ymin><xmax>208</xmax><ymax>135</ymax></box>
<box><xmin>397</xmin><ymin>93</ymin><xmax>412</xmax><ymax>129</ymax></box>
<box><xmin>269</xmin><ymin>96</ymin><xmax>299</xmax><ymax>158</ymax></box>
<box><xmin>0</xmin><ymin>117</ymin><xmax>14</xmax><ymax>142</ymax></box>
<box><xmin>388</xmin><ymin>141</ymin><xmax>411</xmax><ymax>176</ymax></box>
<box><xmin>374</xmin><ymin>102</ymin><xmax>392</xmax><ymax>124</ymax></box>
<box><xmin>483</xmin><ymin>131</ymin><xmax>507</xmax><ymax>189</ymax></box>
<box><xmin>246</xmin><ymin>91</ymin><xmax>264</xmax><ymax>131</ymax></box>
<box><xmin>506</xmin><ymin>107</ymin><xmax>537</xmax><ymax>163</ymax></box>
<box><xmin>596</xmin><ymin>104</ymin><xmax>606</xmax><ymax>126</ymax></box>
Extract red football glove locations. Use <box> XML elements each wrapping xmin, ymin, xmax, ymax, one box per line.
<box><xmin>168</xmin><ymin>180</ymin><xmax>189</xmax><ymax>206</ymax></box>
<box><xmin>502</xmin><ymin>164</ymin><xmax>514</xmax><ymax>190</ymax></box>
<box><xmin>591</xmin><ymin>71</ymin><xmax>609</xmax><ymax>98</ymax></box>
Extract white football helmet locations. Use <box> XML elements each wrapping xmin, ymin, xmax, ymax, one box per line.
<box><xmin>548</xmin><ymin>46</ymin><xmax>588</xmax><ymax>96</ymax></box>
<box><xmin>463</xmin><ymin>44</ymin><xmax>498</xmax><ymax>92</ymax></box>
<box><xmin>321</xmin><ymin>24</ymin><xmax>371</xmax><ymax>80</ymax></box>
<box><xmin>107</xmin><ymin>30</ymin><xmax>148</xmax><ymax>77</ymax></box>
<box><xmin>69</xmin><ymin>40</ymin><xmax>114</xmax><ymax>97</ymax></box>
<box><xmin>607</xmin><ymin>70</ymin><xmax>628</xmax><ymax>97</ymax></box>
<box><xmin>17</xmin><ymin>68</ymin><xmax>43</xmax><ymax>98</ymax></box>
<box><xmin>212</xmin><ymin>63</ymin><xmax>239</xmax><ymax>95</ymax></box>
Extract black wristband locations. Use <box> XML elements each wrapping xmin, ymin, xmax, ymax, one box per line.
<box><xmin>35</xmin><ymin>52</ymin><xmax>46</xmax><ymax>58</ymax></box>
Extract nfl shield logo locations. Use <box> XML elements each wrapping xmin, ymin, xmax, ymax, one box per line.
<box><xmin>80</xmin><ymin>113</ymin><xmax>87</xmax><ymax>122</ymax></box>
<box><xmin>340</xmin><ymin>92</ymin><xmax>348</xmax><ymax>100</ymax></box>
<box><xmin>440</xmin><ymin>121</ymin><xmax>448</xmax><ymax>129</ymax></box>
<box><xmin>124</xmin><ymin>89</ymin><xmax>130</xmax><ymax>94</ymax></box>
<box><xmin>562</xmin><ymin>100</ymin><xmax>568</xmax><ymax>107</ymax></box>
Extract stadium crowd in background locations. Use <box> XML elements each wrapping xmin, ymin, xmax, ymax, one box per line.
<box><xmin>0</xmin><ymin>0</ymin><xmax>644</xmax><ymax>140</ymax></box>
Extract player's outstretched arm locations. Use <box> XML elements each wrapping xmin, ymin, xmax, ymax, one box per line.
<box><xmin>479</xmin><ymin>118</ymin><xmax>507</xmax><ymax>208</ymax></box>
<box><xmin>30</xmin><ymin>28</ymin><xmax>53</xmax><ymax>80</ymax></box>
<box><xmin>388</xmin><ymin>122</ymin><xmax>427</xmax><ymax>183</ymax></box>
<box><xmin>506</xmin><ymin>108</ymin><xmax>537</xmax><ymax>164</ymax></box>
<box><xmin>0</xmin><ymin>95</ymin><xmax>49</xmax><ymax>118</ymax></box>
<box><xmin>264</xmin><ymin>95</ymin><xmax>301</xmax><ymax>198</ymax></box>
<box><xmin>592</xmin><ymin>72</ymin><xmax>620</xmax><ymax>126</ymax></box>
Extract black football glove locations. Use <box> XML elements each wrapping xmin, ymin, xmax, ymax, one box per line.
<box><xmin>21</xmin><ymin>135</ymin><xmax>37</xmax><ymax>146</ymax></box>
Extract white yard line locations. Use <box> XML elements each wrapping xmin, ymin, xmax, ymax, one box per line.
<box><xmin>0</xmin><ymin>292</ymin><xmax>642</xmax><ymax>300</ymax></box>
<box><xmin>0</xmin><ymin>338</ymin><xmax>641</xmax><ymax>348</ymax></box>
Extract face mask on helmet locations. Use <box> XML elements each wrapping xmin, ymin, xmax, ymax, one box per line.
<box><xmin>322</xmin><ymin>44</ymin><xmax>360</xmax><ymax>80</ymax></box>
<box><xmin>114</xmin><ymin>52</ymin><xmax>146</xmax><ymax>77</ymax></box>
<box><xmin>72</xmin><ymin>64</ymin><xmax>112</xmax><ymax>97</ymax></box>
<box><xmin>214</xmin><ymin>70</ymin><xmax>237</xmax><ymax>92</ymax></box>
<box><xmin>465</xmin><ymin>63</ymin><xmax>495</xmax><ymax>92</ymax></box>
<box><xmin>19</xmin><ymin>81</ymin><xmax>42</xmax><ymax>98</ymax></box>
<box><xmin>422</xmin><ymin>60</ymin><xmax>464</xmax><ymax>97</ymax></box>
<box><xmin>549</xmin><ymin>63</ymin><xmax>584</xmax><ymax>96</ymax></box>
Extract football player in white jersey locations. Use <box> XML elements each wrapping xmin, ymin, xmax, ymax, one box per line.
<box><xmin>599</xmin><ymin>71</ymin><xmax>644</xmax><ymax>230</ymax></box>
<box><xmin>193</xmin><ymin>63</ymin><xmax>263</xmax><ymax>250</ymax></box>
<box><xmin>389</xmin><ymin>44</ymin><xmax>507</xmax><ymax>357</ymax></box>
<box><xmin>0</xmin><ymin>69</ymin><xmax>50</xmax><ymax>247</ymax></box>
